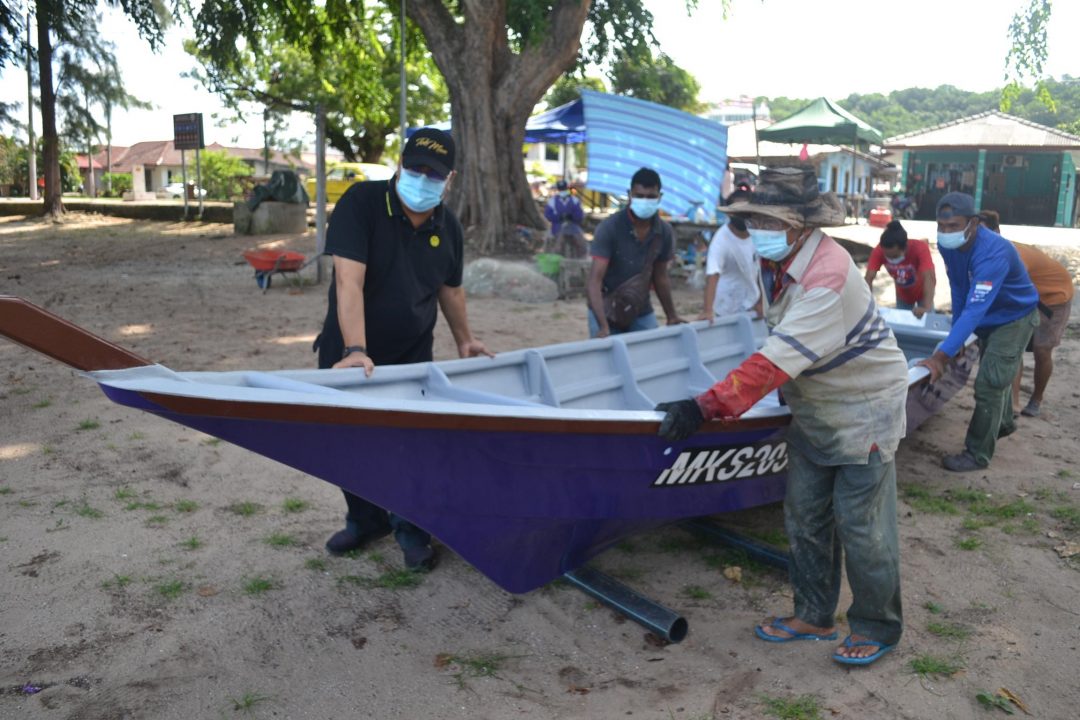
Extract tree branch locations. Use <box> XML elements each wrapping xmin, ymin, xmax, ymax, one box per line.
<box><xmin>406</xmin><ymin>0</ymin><xmax>464</xmax><ymax>88</ymax></box>
<box><xmin>501</xmin><ymin>0</ymin><xmax>591</xmax><ymax>113</ymax></box>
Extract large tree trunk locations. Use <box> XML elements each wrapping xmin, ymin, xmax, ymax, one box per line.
<box><xmin>35</xmin><ymin>1</ymin><xmax>62</xmax><ymax>217</ymax></box>
<box><xmin>408</xmin><ymin>0</ymin><xmax>590</xmax><ymax>255</ymax></box>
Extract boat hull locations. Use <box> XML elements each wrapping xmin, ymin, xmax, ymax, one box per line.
<box><xmin>102</xmin><ymin>384</ymin><xmax>790</xmax><ymax>593</ymax></box>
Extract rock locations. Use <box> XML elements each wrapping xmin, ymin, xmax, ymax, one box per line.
<box><xmin>1054</xmin><ymin>541</ymin><xmax>1080</xmax><ymax>558</ymax></box>
<box><xmin>463</xmin><ymin>258</ymin><xmax>558</xmax><ymax>303</ymax></box>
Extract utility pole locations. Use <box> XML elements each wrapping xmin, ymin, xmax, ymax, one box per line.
<box><xmin>25</xmin><ymin>12</ymin><xmax>37</xmax><ymax>201</ymax></box>
<box><xmin>399</xmin><ymin>0</ymin><xmax>407</xmax><ymax>140</ymax></box>
<box><xmin>315</xmin><ymin>103</ymin><xmax>327</xmax><ymax>284</ymax></box>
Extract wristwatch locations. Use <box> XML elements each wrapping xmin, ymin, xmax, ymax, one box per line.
<box><xmin>342</xmin><ymin>345</ymin><xmax>367</xmax><ymax>358</ymax></box>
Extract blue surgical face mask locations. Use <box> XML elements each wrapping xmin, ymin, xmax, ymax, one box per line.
<box><xmin>558</xmin><ymin>190</ymin><xmax>570</xmax><ymax>198</ymax></box>
<box><xmin>629</xmin><ymin>197</ymin><xmax>660</xmax><ymax>219</ymax></box>
<box><xmin>749</xmin><ymin>228</ymin><xmax>793</xmax><ymax>261</ymax></box>
<box><xmin>396</xmin><ymin>168</ymin><xmax>447</xmax><ymax>212</ymax></box>
<box><xmin>937</xmin><ymin>219</ymin><xmax>972</xmax><ymax>250</ymax></box>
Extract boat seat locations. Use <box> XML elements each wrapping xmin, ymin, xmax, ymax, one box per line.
<box><xmin>620</xmin><ymin>325</ymin><xmax>715</xmax><ymax>404</ymax></box>
<box><xmin>695</xmin><ymin>315</ymin><xmax>757</xmax><ymax>383</ymax></box>
<box><xmin>538</xmin><ymin>338</ymin><xmax>655</xmax><ymax>411</ymax></box>
<box><xmin>438</xmin><ymin>350</ymin><xmax>558</xmax><ymax>406</ymax></box>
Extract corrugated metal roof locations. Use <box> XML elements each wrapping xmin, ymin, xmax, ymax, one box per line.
<box><xmin>885</xmin><ymin>111</ymin><xmax>1080</xmax><ymax>149</ymax></box>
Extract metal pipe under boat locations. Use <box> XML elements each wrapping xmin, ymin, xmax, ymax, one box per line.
<box><xmin>681</xmin><ymin>519</ymin><xmax>790</xmax><ymax>572</ymax></box>
<box><xmin>563</xmin><ymin>566</ymin><xmax>689</xmax><ymax>643</ymax></box>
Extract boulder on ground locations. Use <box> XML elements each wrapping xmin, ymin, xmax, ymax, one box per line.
<box><xmin>463</xmin><ymin>258</ymin><xmax>558</xmax><ymax>303</ymax></box>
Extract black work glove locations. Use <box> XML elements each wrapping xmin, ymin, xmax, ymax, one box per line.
<box><xmin>655</xmin><ymin>399</ymin><xmax>705</xmax><ymax>442</ymax></box>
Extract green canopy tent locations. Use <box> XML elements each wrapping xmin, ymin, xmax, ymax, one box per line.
<box><xmin>757</xmin><ymin>97</ymin><xmax>884</xmax><ymax>216</ymax></box>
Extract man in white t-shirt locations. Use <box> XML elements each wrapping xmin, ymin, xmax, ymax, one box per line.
<box><xmin>699</xmin><ymin>189</ymin><xmax>762</xmax><ymax>322</ymax></box>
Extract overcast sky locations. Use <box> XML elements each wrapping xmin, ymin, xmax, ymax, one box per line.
<box><xmin>2</xmin><ymin>0</ymin><xmax>1078</xmax><ymax>149</ymax></box>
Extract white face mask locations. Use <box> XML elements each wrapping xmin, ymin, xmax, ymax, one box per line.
<box><xmin>884</xmin><ymin>253</ymin><xmax>905</xmax><ymax>264</ymax></box>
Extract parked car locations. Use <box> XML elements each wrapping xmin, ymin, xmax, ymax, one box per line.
<box><xmin>159</xmin><ymin>182</ymin><xmax>207</xmax><ymax>199</ymax></box>
<box><xmin>304</xmin><ymin>162</ymin><xmax>395</xmax><ymax>204</ymax></box>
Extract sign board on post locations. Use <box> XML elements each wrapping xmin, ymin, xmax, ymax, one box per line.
<box><xmin>173</xmin><ymin>113</ymin><xmax>205</xmax><ymax>151</ymax></box>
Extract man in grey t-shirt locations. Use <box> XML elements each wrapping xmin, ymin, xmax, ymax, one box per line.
<box><xmin>586</xmin><ymin>167</ymin><xmax>685</xmax><ymax>337</ymax></box>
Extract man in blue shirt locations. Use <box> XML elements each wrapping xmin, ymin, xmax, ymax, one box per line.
<box><xmin>918</xmin><ymin>192</ymin><xmax>1039</xmax><ymax>472</ymax></box>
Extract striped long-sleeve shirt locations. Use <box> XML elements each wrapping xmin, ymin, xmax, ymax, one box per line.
<box><xmin>760</xmin><ymin>230</ymin><xmax>910</xmax><ymax>465</ymax></box>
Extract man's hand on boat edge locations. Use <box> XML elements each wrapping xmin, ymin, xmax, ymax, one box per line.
<box><xmin>917</xmin><ymin>350</ymin><xmax>948</xmax><ymax>383</ymax></box>
<box><xmin>656</xmin><ymin>399</ymin><xmax>705</xmax><ymax>442</ymax></box>
<box><xmin>458</xmin><ymin>338</ymin><xmax>496</xmax><ymax>359</ymax></box>
<box><xmin>333</xmin><ymin>350</ymin><xmax>376</xmax><ymax>377</ymax></box>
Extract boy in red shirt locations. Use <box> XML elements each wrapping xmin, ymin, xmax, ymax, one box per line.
<box><xmin>864</xmin><ymin>220</ymin><xmax>936</xmax><ymax>317</ymax></box>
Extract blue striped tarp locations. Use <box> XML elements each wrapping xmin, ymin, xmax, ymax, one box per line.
<box><xmin>581</xmin><ymin>90</ymin><xmax>728</xmax><ymax>220</ymax></box>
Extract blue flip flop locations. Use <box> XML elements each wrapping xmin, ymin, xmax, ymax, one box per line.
<box><xmin>754</xmin><ymin>619</ymin><xmax>839</xmax><ymax>643</ymax></box>
<box><xmin>831</xmin><ymin>635</ymin><xmax>896</xmax><ymax>665</ymax></box>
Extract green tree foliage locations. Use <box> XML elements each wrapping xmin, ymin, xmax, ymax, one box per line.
<box><xmin>99</xmin><ymin>171</ymin><xmax>131</xmax><ymax>198</ymax></box>
<box><xmin>543</xmin><ymin>74</ymin><xmax>607</xmax><ymax>108</ymax></box>
<box><xmin>765</xmin><ymin>77</ymin><xmax>1080</xmax><ymax>141</ymax></box>
<box><xmin>610</xmin><ymin>50</ymin><xmax>701</xmax><ymax>112</ymax></box>
<box><xmin>198</xmin><ymin>149</ymin><xmax>253</xmax><ymax>200</ymax></box>
<box><xmin>186</xmin><ymin>3</ymin><xmax>447</xmax><ymax>163</ymax></box>
<box><xmin>1002</xmin><ymin>0</ymin><xmax>1054</xmax><ymax>112</ymax></box>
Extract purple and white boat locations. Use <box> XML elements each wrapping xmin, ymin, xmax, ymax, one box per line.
<box><xmin>1</xmin><ymin>297</ymin><xmax>975</xmax><ymax>593</ymax></box>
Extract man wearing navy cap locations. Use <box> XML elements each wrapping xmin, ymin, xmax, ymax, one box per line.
<box><xmin>918</xmin><ymin>192</ymin><xmax>1039</xmax><ymax>472</ymax></box>
<box><xmin>315</xmin><ymin>127</ymin><xmax>493</xmax><ymax>569</ymax></box>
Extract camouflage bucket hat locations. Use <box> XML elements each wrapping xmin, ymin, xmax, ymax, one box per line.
<box><xmin>717</xmin><ymin>166</ymin><xmax>846</xmax><ymax>228</ymax></box>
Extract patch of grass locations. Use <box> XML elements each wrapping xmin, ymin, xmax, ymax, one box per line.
<box><xmin>228</xmin><ymin>501</ymin><xmax>263</xmax><ymax>517</ymax></box>
<box><xmin>12</xmin><ymin>386</ymin><xmax>33</xmax><ymax>395</ymax></box>
<box><xmin>0</xmin><ymin>487</ymin><xmax>13</xmax><ymax>495</ymax></box>
<box><xmin>0</xmin><ymin>536</ymin><xmax>7</xmax><ymax>542</ymax></box>
<box><xmin>32</xmin><ymin>399</ymin><xmax>51</xmax><ymax>409</ymax></box>
<box><xmin>748</xmin><ymin>528</ymin><xmax>789</xmax><ymax>547</ymax></box>
<box><xmin>242</xmin><ymin>576</ymin><xmax>278</xmax><ymax>595</ymax></box>
<box><xmin>125</xmin><ymin>501</ymin><xmax>163</xmax><ymax>512</ymax></box>
<box><xmin>128</xmin><ymin>431</ymin><xmax>145</xmax><ymax>441</ymax></box>
<box><xmin>975</xmin><ymin>691</ymin><xmax>1016</xmax><ymax>714</ymax></box>
<box><xmin>1051</xmin><ymin>505</ymin><xmax>1080</xmax><ymax>531</ymax></box>
<box><xmin>608</xmin><ymin>566</ymin><xmax>645</xmax><ymax>582</ymax></box>
<box><xmin>338</xmin><ymin>569</ymin><xmax>424</xmax><ymax>590</ymax></box>
<box><xmin>1057</xmin><ymin>469</ymin><xmax>1074</xmax><ymax>479</ymax></box>
<box><xmin>18</xmin><ymin>499</ymin><xmax>37</xmax><ymax>507</ymax></box>
<box><xmin>282</xmin><ymin>497</ymin><xmax>310</xmax><ymax>514</ymax></box>
<box><xmin>229</xmin><ymin>692</ymin><xmax>269</xmax><ymax>715</ymax></box>
<box><xmin>145</xmin><ymin>515</ymin><xmax>169</xmax><ymax>527</ymax></box>
<box><xmin>76</xmin><ymin>419</ymin><xmax>100</xmax><ymax>431</ymax></box>
<box><xmin>955</xmin><ymin>536</ymin><xmax>982</xmax><ymax>551</ymax></box>
<box><xmin>910</xmin><ymin>653</ymin><xmax>964</xmax><ymax>678</ymax></box>
<box><xmin>74</xmin><ymin>502</ymin><xmax>104</xmax><ymax>519</ymax></box>
<box><xmin>156</xmin><ymin>579</ymin><xmax>187</xmax><ymax>600</ymax></box>
<box><xmin>53</xmin><ymin>499</ymin><xmax>69</xmax><ymax>508</ymax></box>
<box><xmin>304</xmin><ymin>557</ymin><xmax>328</xmax><ymax>571</ymax></box>
<box><xmin>656</xmin><ymin>535</ymin><xmax>704</xmax><ymax>553</ymax></box>
<box><xmin>615</xmin><ymin>540</ymin><xmax>637</xmax><ymax>553</ymax></box>
<box><xmin>41</xmin><ymin>445</ymin><xmax>54</xmax><ymax>455</ymax></box>
<box><xmin>264</xmin><ymin>533</ymin><xmax>299</xmax><ymax>548</ymax></box>
<box><xmin>946</xmin><ymin>488</ymin><xmax>985</xmax><ymax>503</ymax></box>
<box><xmin>179</xmin><ymin>535</ymin><xmax>203</xmax><ymax>551</ymax></box>
<box><xmin>972</xmin><ymin>499</ymin><xmax>1035</xmax><ymax>520</ymax></box>
<box><xmin>1020</xmin><ymin>517</ymin><xmax>1040</xmax><ymax>534</ymax></box>
<box><xmin>202</xmin><ymin>437</ymin><xmax>222</xmax><ymax>447</ymax></box>
<box><xmin>1034</xmin><ymin>487</ymin><xmax>1054</xmax><ymax>501</ymax></box>
<box><xmin>902</xmin><ymin>486</ymin><xmax>959</xmax><ymax>515</ymax></box>
<box><xmin>682</xmin><ymin>585</ymin><xmax>712</xmax><ymax>600</ymax></box>
<box><xmin>758</xmin><ymin>693</ymin><xmax>822</xmax><ymax>720</ymax></box>
<box><xmin>113</xmin><ymin>487</ymin><xmax>137</xmax><ymax>501</ymax></box>
<box><xmin>174</xmin><ymin>499</ymin><xmax>199</xmax><ymax>513</ymax></box>
<box><xmin>961</xmin><ymin>517</ymin><xmax>992</xmax><ymax>531</ymax></box>
<box><xmin>440</xmin><ymin>652</ymin><xmax>511</xmax><ymax>681</ymax></box>
<box><xmin>927</xmin><ymin>621</ymin><xmax>972</xmax><ymax>640</ymax></box>
<box><xmin>102</xmin><ymin>574</ymin><xmax>132</xmax><ymax>590</ymax></box>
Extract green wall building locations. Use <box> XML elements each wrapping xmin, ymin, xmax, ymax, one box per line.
<box><xmin>885</xmin><ymin>111</ymin><xmax>1080</xmax><ymax>227</ymax></box>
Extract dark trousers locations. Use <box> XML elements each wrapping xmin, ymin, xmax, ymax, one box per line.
<box><xmin>785</xmin><ymin>444</ymin><xmax>903</xmax><ymax>646</ymax></box>
<box><xmin>317</xmin><ymin>299</ymin><xmax>433</xmax><ymax>551</ymax></box>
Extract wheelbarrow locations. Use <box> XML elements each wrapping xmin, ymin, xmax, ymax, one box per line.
<box><xmin>242</xmin><ymin>250</ymin><xmax>308</xmax><ymax>294</ymax></box>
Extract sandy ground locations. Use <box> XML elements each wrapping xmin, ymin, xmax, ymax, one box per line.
<box><xmin>2</xmin><ymin>214</ymin><xmax>1080</xmax><ymax>720</ymax></box>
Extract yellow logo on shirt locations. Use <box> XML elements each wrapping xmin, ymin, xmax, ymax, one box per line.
<box><xmin>430</xmin><ymin>235</ymin><xmax>440</xmax><ymax>248</ymax></box>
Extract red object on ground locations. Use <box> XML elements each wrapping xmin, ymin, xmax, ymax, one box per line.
<box><xmin>868</xmin><ymin>208</ymin><xmax>893</xmax><ymax>228</ymax></box>
<box><xmin>242</xmin><ymin>250</ymin><xmax>306</xmax><ymax>272</ymax></box>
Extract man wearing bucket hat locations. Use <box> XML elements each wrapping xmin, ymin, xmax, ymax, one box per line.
<box><xmin>918</xmin><ymin>193</ymin><xmax>1038</xmax><ymax>472</ymax></box>
<box><xmin>315</xmin><ymin>127</ymin><xmax>493</xmax><ymax>571</ymax></box>
<box><xmin>656</xmin><ymin>166</ymin><xmax>910</xmax><ymax>666</ymax></box>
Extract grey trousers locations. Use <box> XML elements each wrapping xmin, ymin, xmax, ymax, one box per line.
<box><xmin>784</xmin><ymin>443</ymin><xmax>903</xmax><ymax>646</ymax></box>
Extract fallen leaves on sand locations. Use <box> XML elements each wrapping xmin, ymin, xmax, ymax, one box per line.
<box><xmin>1054</xmin><ymin>541</ymin><xmax>1080</xmax><ymax>558</ymax></box>
<box><xmin>723</xmin><ymin>566</ymin><xmax>743</xmax><ymax>583</ymax></box>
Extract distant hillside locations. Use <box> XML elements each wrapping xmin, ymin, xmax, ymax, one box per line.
<box><xmin>766</xmin><ymin>77</ymin><xmax>1080</xmax><ymax>139</ymax></box>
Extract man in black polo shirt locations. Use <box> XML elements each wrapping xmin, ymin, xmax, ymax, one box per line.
<box><xmin>316</xmin><ymin>127</ymin><xmax>492</xmax><ymax>571</ymax></box>
<box><xmin>586</xmin><ymin>167</ymin><xmax>685</xmax><ymax>337</ymax></box>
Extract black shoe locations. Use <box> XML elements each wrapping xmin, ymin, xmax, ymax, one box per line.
<box><xmin>403</xmin><ymin>545</ymin><xmax>438</xmax><ymax>572</ymax></box>
<box><xmin>942</xmin><ymin>451</ymin><xmax>985</xmax><ymax>473</ymax></box>
<box><xmin>325</xmin><ymin>523</ymin><xmax>391</xmax><ymax>556</ymax></box>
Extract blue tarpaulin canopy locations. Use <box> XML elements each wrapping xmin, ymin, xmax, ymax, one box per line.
<box><xmin>580</xmin><ymin>90</ymin><xmax>728</xmax><ymax>219</ymax></box>
<box><xmin>524</xmin><ymin>100</ymin><xmax>585</xmax><ymax>144</ymax></box>
<box><xmin>405</xmin><ymin>100</ymin><xmax>585</xmax><ymax>144</ymax></box>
